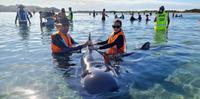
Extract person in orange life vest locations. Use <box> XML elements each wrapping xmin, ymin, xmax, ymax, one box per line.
<box><xmin>51</xmin><ymin>18</ymin><xmax>90</xmax><ymax>54</ymax></box>
<box><xmin>92</xmin><ymin>19</ymin><xmax>126</xmax><ymax>56</ymax></box>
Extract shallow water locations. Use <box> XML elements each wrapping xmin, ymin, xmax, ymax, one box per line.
<box><xmin>0</xmin><ymin>12</ymin><xmax>200</xmax><ymax>99</ymax></box>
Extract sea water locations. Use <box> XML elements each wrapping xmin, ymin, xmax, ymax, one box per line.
<box><xmin>0</xmin><ymin>12</ymin><xmax>200</xmax><ymax>99</ymax></box>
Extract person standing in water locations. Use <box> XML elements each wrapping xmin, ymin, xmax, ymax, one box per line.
<box><xmin>93</xmin><ymin>10</ymin><xmax>96</xmax><ymax>17</ymax></box>
<box><xmin>138</xmin><ymin>13</ymin><xmax>142</xmax><ymax>22</ymax></box>
<box><xmin>154</xmin><ymin>6</ymin><xmax>170</xmax><ymax>32</ymax></box>
<box><xmin>68</xmin><ymin>7</ymin><xmax>73</xmax><ymax>21</ymax></box>
<box><xmin>51</xmin><ymin>18</ymin><xmax>90</xmax><ymax>54</ymax></box>
<box><xmin>145</xmin><ymin>14</ymin><xmax>150</xmax><ymax>22</ymax></box>
<box><xmin>130</xmin><ymin>13</ymin><xmax>137</xmax><ymax>21</ymax></box>
<box><xmin>15</xmin><ymin>5</ymin><xmax>31</xmax><ymax>26</ymax></box>
<box><xmin>102</xmin><ymin>9</ymin><xmax>108</xmax><ymax>21</ymax></box>
<box><xmin>58</xmin><ymin>8</ymin><xmax>68</xmax><ymax>21</ymax></box>
<box><xmin>154</xmin><ymin>6</ymin><xmax>170</xmax><ymax>43</ymax></box>
<box><xmin>120</xmin><ymin>13</ymin><xmax>124</xmax><ymax>19</ymax></box>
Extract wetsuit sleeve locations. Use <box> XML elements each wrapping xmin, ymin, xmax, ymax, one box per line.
<box><xmin>70</xmin><ymin>36</ymin><xmax>78</xmax><ymax>44</ymax></box>
<box><xmin>99</xmin><ymin>35</ymin><xmax>124</xmax><ymax>49</ymax></box>
<box><xmin>52</xmin><ymin>35</ymin><xmax>83</xmax><ymax>53</ymax></box>
<box><xmin>62</xmin><ymin>45</ymin><xmax>83</xmax><ymax>53</ymax></box>
<box><xmin>96</xmin><ymin>39</ymin><xmax>108</xmax><ymax>45</ymax></box>
<box><xmin>154</xmin><ymin>17</ymin><xmax>157</xmax><ymax>22</ymax></box>
<box><xmin>26</xmin><ymin>12</ymin><xmax>31</xmax><ymax>24</ymax></box>
<box><xmin>167</xmin><ymin>14</ymin><xmax>170</xmax><ymax>27</ymax></box>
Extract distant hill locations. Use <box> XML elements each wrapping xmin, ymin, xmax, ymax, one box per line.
<box><xmin>184</xmin><ymin>9</ymin><xmax>200</xmax><ymax>13</ymax></box>
<box><xmin>0</xmin><ymin>5</ymin><xmax>60</xmax><ymax>12</ymax></box>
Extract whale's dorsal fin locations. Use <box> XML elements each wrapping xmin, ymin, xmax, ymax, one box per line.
<box><xmin>88</xmin><ymin>33</ymin><xmax>91</xmax><ymax>41</ymax></box>
<box><xmin>87</xmin><ymin>33</ymin><xmax>93</xmax><ymax>51</ymax></box>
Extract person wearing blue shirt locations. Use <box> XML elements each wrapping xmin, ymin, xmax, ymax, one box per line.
<box><xmin>15</xmin><ymin>5</ymin><xmax>31</xmax><ymax>26</ymax></box>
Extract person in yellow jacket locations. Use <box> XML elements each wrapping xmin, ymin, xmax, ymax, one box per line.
<box><xmin>154</xmin><ymin>6</ymin><xmax>170</xmax><ymax>43</ymax></box>
<box><xmin>154</xmin><ymin>6</ymin><xmax>170</xmax><ymax>32</ymax></box>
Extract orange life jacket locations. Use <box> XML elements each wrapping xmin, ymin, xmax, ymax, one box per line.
<box><xmin>106</xmin><ymin>31</ymin><xmax>126</xmax><ymax>55</ymax></box>
<box><xmin>51</xmin><ymin>31</ymin><xmax>73</xmax><ymax>53</ymax></box>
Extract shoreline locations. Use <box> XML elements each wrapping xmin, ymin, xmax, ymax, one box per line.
<box><xmin>0</xmin><ymin>5</ymin><xmax>199</xmax><ymax>13</ymax></box>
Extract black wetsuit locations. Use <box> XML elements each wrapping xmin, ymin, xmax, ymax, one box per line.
<box><xmin>97</xmin><ymin>30</ymin><xmax>124</xmax><ymax>50</ymax></box>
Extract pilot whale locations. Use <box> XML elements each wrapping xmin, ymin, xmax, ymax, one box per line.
<box><xmin>80</xmin><ymin>34</ymin><xmax>150</xmax><ymax>94</ymax></box>
<box><xmin>80</xmin><ymin>35</ymin><xmax>118</xmax><ymax>94</ymax></box>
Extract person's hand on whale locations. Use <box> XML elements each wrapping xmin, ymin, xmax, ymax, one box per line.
<box><xmin>82</xmin><ymin>41</ymin><xmax>92</xmax><ymax>48</ymax></box>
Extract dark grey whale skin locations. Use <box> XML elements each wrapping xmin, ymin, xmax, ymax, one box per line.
<box><xmin>81</xmin><ymin>48</ymin><xmax>118</xmax><ymax>94</ymax></box>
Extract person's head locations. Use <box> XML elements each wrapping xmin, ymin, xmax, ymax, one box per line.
<box><xmin>61</xmin><ymin>8</ymin><xmax>65</xmax><ymax>13</ymax></box>
<box><xmin>69</xmin><ymin>7</ymin><xmax>72</xmax><ymax>11</ymax></box>
<box><xmin>159</xmin><ymin>6</ymin><xmax>165</xmax><ymax>12</ymax></box>
<box><xmin>60</xmin><ymin>18</ymin><xmax>70</xmax><ymax>33</ymax></box>
<box><xmin>103</xmin><ymin>9</ymin><xmax>105</xmax><ymax>12</ymax></box>
<box><xmin>112</xmin><ymin>19</ymin><xmax>122</xmax><ymax>32</ymax></box>
<box><xmin>18</xmin><ymin>4</ymin><xmax>25</xmax><ymax>10</ymax></box>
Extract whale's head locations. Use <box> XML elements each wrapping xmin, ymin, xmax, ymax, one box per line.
<box><xmin>81</xmin><ymin>69</ymin><xmax>118</xmax><ymax>94</ymax></box>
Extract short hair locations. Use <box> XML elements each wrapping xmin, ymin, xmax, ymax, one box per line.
<box><xmin>113</xmin><ymin>19</ymin><xmax>122</xmax><ymax>26</ymax></box>
<box><xmin>61</xmin><ymin>8</ymin><xmax>65</xmax><ymax>13</ymax></box>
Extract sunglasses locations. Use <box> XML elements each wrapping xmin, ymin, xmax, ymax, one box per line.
<box><xmin>112</xmin><ymin>25</ymin><xmax>121</xmax><ymax>28</ymax></box>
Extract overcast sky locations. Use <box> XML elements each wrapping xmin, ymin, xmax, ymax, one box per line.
<box><xmin>0</xmin><ymin>0</ymin><xmax>199</xmax><ymax>11</ymax></box>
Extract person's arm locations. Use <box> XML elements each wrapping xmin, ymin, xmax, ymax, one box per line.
<box><xmin>26</xmin><ymin>12</ymin><xmax>31</xmax><ymax>24</ymax></box>
<box><xmin>96</xmin><ymin>39</ymin><xmax>108</xmax><ymax>45</ymax></box>
<box><xmin>99</xmin><ymin>35</ymin><xmax>123</xmax><ymax>49</ymax></box>
<box><xmin>62</xmin><ymin>45</ymin><xmax>82</xmax><ymax>53</ymax></box>
<box><xmin>70</xmin><ymin>36</ymin><xmax>78</xmax><ymax>44</ymax></box>
<box><xmin>15</xmin><ymin>13</ymin><xmax>18</xmax><ymax>25</ymax></box>
<box><xmin>154</xmin><ymin>17</ymin><xmax>157</xmax><ymax>22</ymax></box>
<box><xmin>52</xmin><ymin>35</ymin><xmax>86</xmax><ymax>53</ymax></box>
<box><xmin>28</xmin><ymin>11</ymin><xmax>33</xmax><ymax>18</ymax></box>
<box><xmin>167</xmin><ymin>14</ymin><xmax>170</xmax><ymax>28</ymax></box>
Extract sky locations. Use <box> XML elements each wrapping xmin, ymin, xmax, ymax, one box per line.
<box><xmin>0</xmin><ymin>0</ymin><xmax>199</xmax><ymax>11</ymax></box>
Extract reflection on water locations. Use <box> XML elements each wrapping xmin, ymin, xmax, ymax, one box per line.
<box><xmin>0</xmin><ymin>13</ymin><xmax>200</xmax><ymax>99</ymax></box>
<box><xmin>52</xmin><ymin>53</ymin><xmax>76</xmax><ymax>69</ymax></box>
<box><xmin>18</xmin><ymin>26</ymin><xmax>30</xmax><ymax>40</ymax></box>
<box><xmin>153</xmin><ymin>30</ymin><xmax>168</xmax><ymax>44</ymax></box>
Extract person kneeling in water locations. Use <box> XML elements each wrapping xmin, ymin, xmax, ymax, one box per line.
<box><xmin>51</xmin><ymin>18</ymin><xmax>90</xmax><ymax>54</ymax></box>
<box><xmin>91</xmin><ymin>19</ymin><xmax>126</xmax><ymax>65</ymax></box>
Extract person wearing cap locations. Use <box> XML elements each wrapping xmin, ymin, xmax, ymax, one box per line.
<box><xmin>68</xmin><ymin>7</ymin><xmax>73</xmax><ymax>21</ymax></box>
<box><xmin>15</xmin><ymin>5</ymin><xmax>31</xmax><ymax>26</ymax></box>
<box><xmin>51</xmin><ymin>18</ymin><xmax>90</xmax><ymax>54</ymax></box>
<box><xmin>154</xmin><ymin>6</ymin><xmax>170</xmax><ymax>31</ymax></box>
<box><xmin>92</xmin><ymin>19</ymin><xmax>126</xmax><ymax>56</ymax></box>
